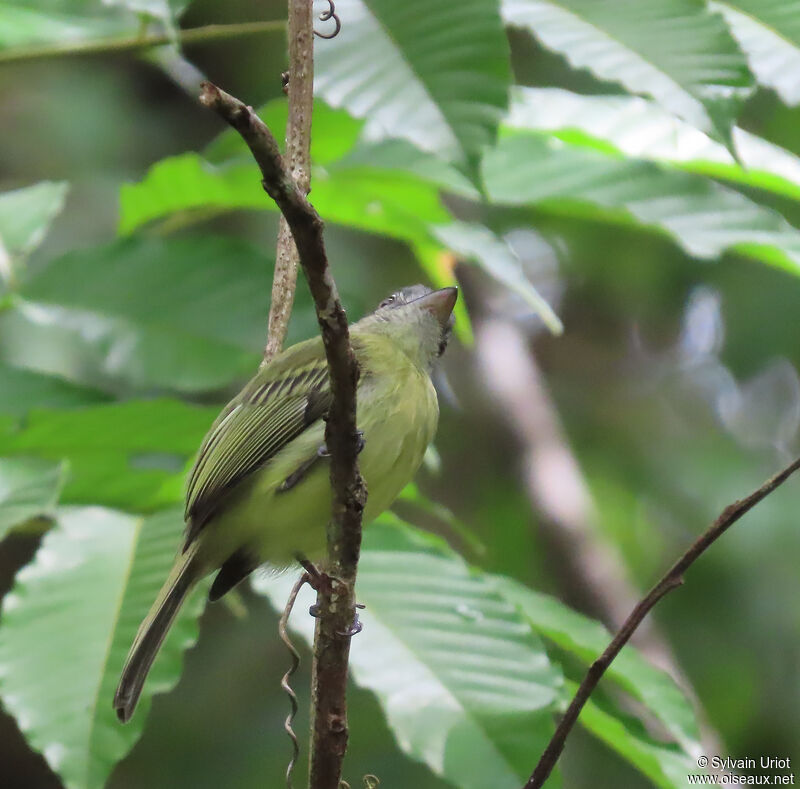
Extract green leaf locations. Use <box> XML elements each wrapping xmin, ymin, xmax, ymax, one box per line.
<box><xmin>571</xmin><ymin>683</ymin><xmax>698</xmax><ymax>789</ymax></box>
<box><xmin>102</xmin><ymin>0</ymin><xmax>189</xmax><ymax>26</ymax></box>
<box><xmin>118</xmin><ymin>155</ymin><xmax>266</xmax><ymax>235</ymax></box>
<box><xmin>0</xmin><ymin>181</ymin><xmax>67</xmax><ymax>261</ymax></box>
<box><xmin>494</xmin><ymin>577</ymin><xmax>701</xmax><ymax>750</ymax></box>
<box><xmin>397</xmin><ymin>481</ymin><xmax>488</xmax><ymax>558</ymax></box>
<box><xmin>0</xmin><ymin>181</ymin><xmax>68</xmax><ymax>287</ymax></box>
<box><xmin>116</xmin><ymin>144</ymin><xmax>476</xmax><ymax>339</ymax></box>
<box><xmin>0</xmin><ymin>507</ymin><xmax>206</xmax><ymax>789</ymax></box>
<box><xmin>432</xmin><ymin>221</ymin><xmax>563</xmax><ymax>334</ymax></box>
<box><xmin>0</xmin><ymin>457</ymin><xmax>66</xmax><ymax>539</ymax></box>
<box><xmin>502</xmin><ymin>0</ymin><xmax>753</xmax><ymax>148</ymax></box>
<box><xmin>483</xmin><ymin>132</ymin><xmax>800</xmax><ymax>273</ymax></box>
<box><xmin>337</xmin><ymin>138</ymin><xmax>480</xmax><ymax>199</ymax></box>
<box><xmin>0</xmin><ymin>362</ymin><xmax>109</xmax><ymax>417</ymax></box>
<box><xmin>315</xmin><ymin>0</ymin><xmax>511</xmax><ymax>171</ymax></box>
<box><xmin>0</xmin><ymin>0</ymin><xmax>190</xmax><ymax>53</ymax></box>
<box><xmin>205</xmin><ymin>97</ymin><xmax>365</xmax><ymax>167</ymax></box>
<box><xmin>255</xmin><ymin>516</ymin><xmax>563</xmax><ymax>789</ymax></box>
<box><xmin>713</xmin><ymin>1</ymin><xmax>800</xmax><ymax>106</ymax></box>
<box><xmin>0</xmin><ymin>235</ymin><xmax>279</xmax><ymax>393</ymax></box>
<box><xmin>507</xmin><ymin>87</ymin><xmax>800</xmax><ymax>203</ymax></box>
<box><xmin>118</xmin><ymin>153</ymin><xmax>450</xmax><ymax>249</ymax></box>
<box><xmin>0</xmin><ymin>399</ymin><xmax>216</xmax><ymax>511</ymax></box>
<box><xmin>0</xmin><ymin>1</ymin><xmax>133</xmax><ymax>50</ymax></box>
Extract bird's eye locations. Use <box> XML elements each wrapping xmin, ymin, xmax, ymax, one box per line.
<box><xmin>379</xmin><ymin>294</ymin><xmax>397</xmax><ymax>308</ymax></box>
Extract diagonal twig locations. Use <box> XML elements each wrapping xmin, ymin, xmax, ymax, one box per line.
<box><xmin>474</xmin><ymin>313</ymin><xmax>724</xmax><ymax>752</ymax></box>
<box><xmin>200</xmin><ymin>80</ymin><xmax>366</xmax><ymax>789</ymax></box>
<box><xmin>524</xmin><ymin>455</ymin><xmax>800</xmax><ymax>788</ymax></box>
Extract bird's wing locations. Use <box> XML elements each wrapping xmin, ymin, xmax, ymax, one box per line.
<box><xmin>184</xmin><ymin>338</ymin><xmax>331</xmax><ymax>546</ymax></box>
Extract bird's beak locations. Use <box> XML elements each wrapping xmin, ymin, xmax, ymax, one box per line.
<box><xmin>416</xmin><ymin>287</ymin><xmax>458</xmax><ymax>328</ymax></box>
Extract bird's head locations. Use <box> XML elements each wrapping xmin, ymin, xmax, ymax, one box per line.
<box><xmin>356</xmin><ymin>285</ymin><xmax>457</xmax><ymax>370</ymax></box>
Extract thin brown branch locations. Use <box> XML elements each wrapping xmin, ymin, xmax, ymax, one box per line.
<box><xmin>524</xmin><ymin>455</ymin><xmax>800</xmax><ymax>789</ymax></box>
<box><xmin>200</xmin><ymin>81</ymin><xmax>366</xmax><ymax>789</ymax></box>
<box><xmin>263</xmin><ymin>0</ymin><xmax>315</xmax><ymax>364</ymax></box>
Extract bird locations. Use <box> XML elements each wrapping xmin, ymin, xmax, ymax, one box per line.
<box><xmin>113</xmin><ymin>284</ymin><xmax>457</xmax><ymax>722</ymax></box>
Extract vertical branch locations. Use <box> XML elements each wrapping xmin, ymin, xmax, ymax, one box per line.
<box><xmin>199</xmin><ymin>77</ymin><xmax>366</xmax><ymax>789</ymax></box>
<box><xmin>263</xmin><ymin>0</ymin><xmax>315</xmax><ymax>363</ymax></box>
<box><xmin>268</xmin><ymin>6</ymin><xmax>316</xmax><ymax>784</ymax></box>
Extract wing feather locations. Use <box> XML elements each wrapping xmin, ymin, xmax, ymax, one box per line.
<box><xmin>184</xmin><ymin>346</ymin><xmax>331</xmax><ymax>544</ymax></box>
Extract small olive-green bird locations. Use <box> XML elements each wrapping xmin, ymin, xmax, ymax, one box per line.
<box><xmin>113</xmin><ymin>284</ymin><xmax>457</xmax><ymax>722</ymax></box>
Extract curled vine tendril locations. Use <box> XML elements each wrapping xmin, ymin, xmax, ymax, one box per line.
<box><xmin>280</xmin><ymin>573</ymin><xmax>311</xmax><ymax>789</ymax></box>
<box><xmin>314</xmin><ymin>0</ymin><xmax>341</xmax><ymax>39</ymax></box>
<box><xmin>339</xmin><ymin>775</ymin><xmax>380</xmax><ymax>788</ymax></box>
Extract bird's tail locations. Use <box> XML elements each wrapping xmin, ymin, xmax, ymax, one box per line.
<box><xmin>113</xmin><ymin>544</ymin><xmax>202</xmax><ymax>723</ymax></box>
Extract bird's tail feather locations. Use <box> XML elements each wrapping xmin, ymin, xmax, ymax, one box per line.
<box><xmin>113</xmin><ymin>544</ymin><xmax>201</xmax><ymax>723</ymax></box>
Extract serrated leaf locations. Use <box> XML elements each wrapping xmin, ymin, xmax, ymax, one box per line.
<box><xmin>571</xmin><ymin>683</ymin><xmax>698</xmax><ymax>789</ymax></box>
<box><xmin>483</xmin><ymin>131</ymin><xmax>800</xmax><ymax>272</ymax></box>
<box><xmin>494</xmin><ymin>578</ymin><xmax>701</xmax><ymax>751</ymax></box>
<box><xmin>432</xmin><ymin>221</ymin><xmax>563</xmax><ymax>334</ymax></box>
<box><xmin>0</xmin><ymin>236</ymin><xmax>284</xmax><ymax>393</ymax></box>
<box><xmin>507</xmin><ymin>87</ymin><xmax>800</xmax><ymax>203</ymax></box>
<box><xmin>314</xmin><ymin>0</ymin><xmax>511</xmax><ymax>171</ymax></box>
<box><xmin>0</xmin><ymin>457</ymin><xmax>65</xmax><ymax>539</ymax></box>
<box><xmin>0</xmin><ymin>399</ymin><xmax>216</xmax><ymax>511</ymax></box>
<box><xmin>0</xmin><ymin>507</ymin><xmax>205</xmax><ymax>789</ymax></box>
<box><xmin>255</xmin><ymin>516</ymin><xmax>563</xmax><ymax>789</ymax></box>
<box><xmin>502</xmin><ymin>0</ymin><xmax>753</xmax><ymax>148</ymax></box>
<box><xmin>713</xmin><ymin>1</ymin><xmax>800</xmax><ymax>106</ymax></box>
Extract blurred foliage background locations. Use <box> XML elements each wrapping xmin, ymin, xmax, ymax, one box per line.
<box><xmin>1</xmin><ymin>1</ymin><xmax>800</xmax><ymax>788</ymax></box>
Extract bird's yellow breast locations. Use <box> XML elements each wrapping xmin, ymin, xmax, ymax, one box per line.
<box><xmin>195</xmin><ymin>334</ymin><xmax>439</xmax><ymax>570</ymax></box>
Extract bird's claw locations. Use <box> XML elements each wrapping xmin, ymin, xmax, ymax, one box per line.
<box><xmin>337</xmin><ymin>614</ymin><xmax>363</xmax><ymax>638</ymax></box>
<box><xmin>337</xmin><ymin>603</ymin><xmax>365</xmax><ymax>637</ymax></box>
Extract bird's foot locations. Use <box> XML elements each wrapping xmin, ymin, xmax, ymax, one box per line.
<box><xmin>296</xmin><ymin>554</ymin><xmax>364</xmax><ymax>634</ymax></box>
